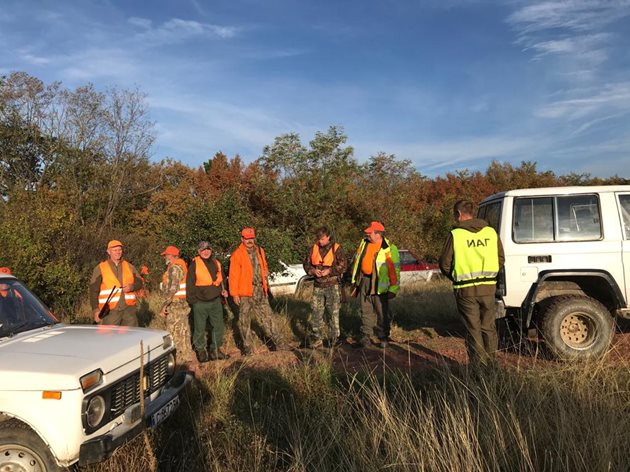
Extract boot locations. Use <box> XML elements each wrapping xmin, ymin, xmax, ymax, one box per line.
<box><xmin>195</xmin><ymin>349</ymin><xmax>209</xmax><ymax>363</ymax></box>
<box><xmin>209</xmin><ymin>349</ymin><xmax>230</xmax><ymax>361</ymax></box>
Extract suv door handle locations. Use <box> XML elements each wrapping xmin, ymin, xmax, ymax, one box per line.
<box><xmin>528</xmin><ymin>255</ymin><xmax>552</xmax><ymax>263</ymax></box>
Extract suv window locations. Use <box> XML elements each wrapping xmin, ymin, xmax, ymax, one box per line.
<box><xmin>478</xmin><ymin>201</ymin><xmax>502</xmax><ymax>232</ymax></box>
<box><xmin>556</xmin><ymin>194</ymin><xmax>601</xmax><ymax>241</ymax></box>
<box><xmin>619</xmin><ymin>194</ymin><xmax>630</xmax><ymax>240</ymax></box>
<box><xmin>513</xmin><ymin>197</ymin><xmax>554</xmax><ymax>242</ymax></box>
<box><xmin>513</xmin><ymin>194</ymin><xmax>602</xmax><ymax>243</ymax></box>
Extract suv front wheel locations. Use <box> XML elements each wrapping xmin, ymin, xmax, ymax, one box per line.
<box><xmin>540</xmin><ymin>295</ymin><xmax>614</xmax><ymax>360</ymax></box>
<box><xmin>0</xmin><ymin>419</ymin><xmax>63</xmax><ymax>472</ymax></box>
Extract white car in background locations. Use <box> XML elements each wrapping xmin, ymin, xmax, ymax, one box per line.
<box><xmin>0</xmin><ymin>273</ymin><xmax>192</xmax><ymax>471</ymax></box>
<box><xmin>268</xmin><ymin>261</ymin><xmax>310</xmax><ymax>296</ymax></box>
<box><xmin>268</xmin><ymin>250</ymin><xmax>441</xmax><ymax>297</ymax></box>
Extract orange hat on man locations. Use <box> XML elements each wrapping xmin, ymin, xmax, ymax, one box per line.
<box><xmin>160</xmin><ymin>246</ymin><xmax>180</xmax><ymax>256</ymax></box>
<box><xmin>107</xmin><ymin>240</ymin><xmax>123</xmax><ymax>249</ymax></box>
<box><xmin>0</xmin><ymin>267</ymin><xmax>11</xmax><ymax>275</ymax></box>
<box><xmin>241</xmin><ymin>227</ymin><xmax>256</xmax><ymax>239</ymax></box>
<box><xmin>364</xmin><ymin>221</ymin><xmax>385</xmax><ymax>234</ymax></box>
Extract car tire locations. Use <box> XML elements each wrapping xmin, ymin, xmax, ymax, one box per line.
<box><xmin>0</xmin><ymin>419</ymin><xmax>64</xmax><ymax>472</ymax></box>
<box><xmin>540</xmin><ymin>295</ymin><xmax>613</xmax><ymax>360</ymax></box>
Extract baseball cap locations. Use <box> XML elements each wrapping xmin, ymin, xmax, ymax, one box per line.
<box><xmin>241</xmin><ymin>227</ymin><xmax>256</xmax><ymax>239</ymax></box>
<box><xmin>107</xmin><ymin>240</ymin><xmax>123</xmax><ymax>249</ymax></box>
<box><xmin>197</xmin><ymin>241</ymin><xmax>212</xmax><ymax>251</ymax></box>
<box><xmin>160</xmin><ymin>245</ymin><xmax>180</xmax><ymax>256</ymax></box>
<box><xmin>364</xmin><ymin>221</ymin><xmax>385</xmax><ymax>234</ymax></box>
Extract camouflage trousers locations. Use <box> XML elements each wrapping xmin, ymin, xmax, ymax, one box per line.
<box><xmin>238</xmin><ymin>285</ymin><xmax>283</xmax><ymax>352</ymax></box>
<box><xmin>165</xmin><ymin>301</ymin><xmax>194</xmax><ymax>363</ymax></box>
<box><xmin>310</xmin><ymin>284</ymin><xmax>341</xmax><ymax>340</ymax></box>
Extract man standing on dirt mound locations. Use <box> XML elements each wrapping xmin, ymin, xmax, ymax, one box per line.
<box><xmin>229</xmin><ymin>227</ymin><xmax>287</xmax><ymax>356</ymax></box>
<box><xmin>350</xmin><ymin>221</ymin><xmax>400</xmax><ymax>349</ymax></box>
<box><xmin>303</xmin><ymin>226</ymin><xmax>347</xmax><ymax>348</ymax></box>
<box><xmin>158</xmin><ymin>245</ymin><xmax>194</xmax><ymax>366</ymax></box>
<box><xmin>90</xmin><ymin>240</ymin><xmax>144</xmax><ymax>326</ymax></box>
<box><xmin>186</xmin><ymin>241</ymin><xmax>230</xmax><ymax>362</ymax></box>
<box><xmin>439</xmin><ymin>199</ymin><xmax>505</xmax><ymax>365</ymax></box>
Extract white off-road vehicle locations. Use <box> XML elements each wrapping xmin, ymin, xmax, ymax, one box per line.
<box><xmin>0</xmin><ymin>273</ymin><xmax>192</xmax><ymax>471</ymax></box>
<box><xmin>478</xmin><ymin>185</ymin><xmax>630</xmax><ymax>359</ymax></box>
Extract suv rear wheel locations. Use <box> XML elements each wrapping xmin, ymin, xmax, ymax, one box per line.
<box><xmin>540</xmin><ymin>296</ymin><xmax>613</xmax><ymax>360</ymax></box>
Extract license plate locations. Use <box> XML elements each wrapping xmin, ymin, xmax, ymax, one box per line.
<box><xmin>150</xmin><ymin>396</ymin><xmax>180</xmax><ymax>428</ymax></box>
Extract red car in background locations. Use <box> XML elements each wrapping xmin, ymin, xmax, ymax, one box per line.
<box><xmin>398</xmin><ymin>249</ymin><xmax>441</xmax><ymax>283</ymax></box>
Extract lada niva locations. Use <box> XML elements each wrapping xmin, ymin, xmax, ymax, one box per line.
<box><xmin>0</xmin><ymin>273</ymin><xmax>192</xmax><ymax>471</ymax></box>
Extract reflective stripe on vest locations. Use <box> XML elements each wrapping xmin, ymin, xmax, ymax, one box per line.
<box><xmin>310</xmin><ymin>243</ymin><xmax>339</xmax><ymax>267</ymax></box>
<box><xmin>451</xmin><ymin>226</ymin><xmax>499</xmax><ymax>289</ymax></box>
<box><xmin>193</xmin><ymin>256</ymin><xmax>223</xmax><ymax>286</ymax></box>
<box><xmin>162</xmin><ymin>258</ymin><xmax>188</xmax><ymax>299</ymax></box>
<box><xmin>98</xmin><ymin>261</ymin><xmax>137</xmax><ymax>309</ymax></box>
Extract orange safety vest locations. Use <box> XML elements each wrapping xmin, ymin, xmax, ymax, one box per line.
<box><xmin>98</xmin><ymin>260</ymin><xmax>137</xmax><ymax>310</ymax></box>
<box><xmin>193</xmin><ymin>256</ymin><xmax>223</xmax><ymax>287</ymax></box>
<box><xmin>310</xmin><ymin>243</ymin><xmax>340</xmax><ymax>267</ymax></box>
<box><xmin>228</xmin><ymin>244</ymin><xmax>269</xmax><ymax>297</ymax></box>
<box><xmin>162</xmin><ymin>258</ymin><xmax>188</xmax><ymax>299</ymax></box>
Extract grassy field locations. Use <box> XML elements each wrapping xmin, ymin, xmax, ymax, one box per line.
<box><xmin>81</xmin><ymin>282</ymin><xmax>630</xmax><ymax>472</ymax></box>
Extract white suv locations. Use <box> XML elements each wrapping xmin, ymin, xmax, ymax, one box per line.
<box><xmin>0</xmin><ymin>274</ymin><xmax>192</xmax><ymax>471</ymax></box>
<box><xmin>478</xmin><ymin>185</ymin><xmax>630</xmax><ymax>359</ymax></box>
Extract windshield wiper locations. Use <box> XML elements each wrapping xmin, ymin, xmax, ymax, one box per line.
<box><xmin>0</xmin><ymin>321</ymin><xmax>33</xmax><ymax>338</ymax></box>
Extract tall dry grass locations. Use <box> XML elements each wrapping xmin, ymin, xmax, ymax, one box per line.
<box><xmin>80</xmin><ymin>282</ymin><xmax>630</xmax><ymax>472</ymax></box>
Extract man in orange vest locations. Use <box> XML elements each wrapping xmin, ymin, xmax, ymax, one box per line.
<box><xmin>229</xmin><ymin>227</ymin><xmax>286</xmax><ymax>356</ymax></box>
<box><xmin>186</xmin><ymin>241</ymin><xmax>229</xmax><ymax>362</ymax></box>
<box><xmin>302</xmin><ymin>226</ymin><xmax>347</xmax><ymax>348</ymax></box>
<box><xmin>90</xmin><ymin>240</ymin><xmax>144</xmax><ymax>326</ymax></box>
<box><xmin>159</xmin><ymin>246</ymin><xmax>194</xmax><ymax>365</ymax></box>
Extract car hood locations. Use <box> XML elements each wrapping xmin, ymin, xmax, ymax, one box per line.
<box><xmin>0</xmin><ymin>324</ymin><xmax>169</xmax><ymax>391</ymax></box>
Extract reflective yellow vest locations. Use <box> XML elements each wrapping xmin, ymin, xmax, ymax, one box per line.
<box><xmin>451</xmin><ymin>226</ymin><xmax>499</xmax><ymax>289</ymax></box>
<box><xmin>351</xmin><ymin>238</ymin><xmax>400</xmax><ymax>295</ymax></box>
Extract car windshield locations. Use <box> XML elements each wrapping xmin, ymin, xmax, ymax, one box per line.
<box><xmin>0</xmin><ymin>278</ymin><xmax>58</xmax><ymax>338</ymax></box>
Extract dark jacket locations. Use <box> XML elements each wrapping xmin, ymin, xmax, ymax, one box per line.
<box><xmin>186</xmin><ymin>255</ymin><xmax>223</xmax><ymax>305</ymax></box>
<box><xmin>439</xmin><ymin>218</ymin><xmax>505</xmax><ymax>297</ymax></box>
<box><xmin>303</xmin><ymin>242</ymin><xmax>347</xmax><ymax>288</ymax></box>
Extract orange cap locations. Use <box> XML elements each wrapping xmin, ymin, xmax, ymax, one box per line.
<box><xmin>241</xmin><ymin>227</ymin><xmax>256</xmax><ymax>239</ymax></box>
<box><xmin>0</xmin><ymin>267</ymin><xmax>11</xmax><ymax>274</ymax></box>
<box><xmin>107</xmin><ymin>240</ymin><xmax>123</xmax><ymax>249</ymax></box>
<box><xmin>160</xmin><ymin>246</ymin><xmax>180</xmax><ymax>256</ymax></box>
<box><xmin>140</xmin><ymin>265</ymin><xmax>149</xmax><ymax>275</ymax></box>
<box><xmin>364</xmin><ymin>221</ymin><xmax>385</xmax><ymax>234</ymax></box>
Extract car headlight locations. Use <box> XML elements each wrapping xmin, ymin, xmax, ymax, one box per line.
<box><xmin>80</xmin><ymin>369</ymin><xmax>103</xmax><ymax>393</ymax></box>
<box><xmin>167</xmin><ymin>353</ymin><xmax>176</xmax><ymax>377</ymax></box>
<box><xmin>86</xmin><ymin>395</ymin><xmax>106</xmax><ymax>428</ymax></box>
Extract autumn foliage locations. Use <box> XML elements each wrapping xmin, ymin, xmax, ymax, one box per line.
<box><xmin>0</xmin><ymin>72</ymin><xmax>627</xmax><ymax>318</ymax></box>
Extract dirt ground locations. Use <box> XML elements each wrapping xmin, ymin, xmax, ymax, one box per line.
<box><xmin>192</xmin><ymin>318</ymin><xmax>630</xmax><ymax>377</ymax></box>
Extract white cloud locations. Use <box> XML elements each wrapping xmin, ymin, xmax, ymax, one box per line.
<box><xmin>353</xmin><ymin>135</ymin><xmax>545</xmax><ymax>172</ymax></box>
<box><xmin>128</xmin><ymin>17</ymin><xmax>152</xmax><ymax>29</ymax></box>
<box><xmin>508</xmin><ymin>1</ymin><xmax>630</xmax><ymax>68</ymax></box>
<box><xmin>536</xmin><ymin>82</ymin><xmax>630</xmax><ymax>119</ymax></box>
<box><xmin>508</xmin><ymin>0</ymin><xmax>630</xmax><ymax>33</ymax></box>
<box><xmin>133</xmin><ymin>18</ymin><xmax>239</xmax><ymax>47</ymax></box>
<box><xmin>20</xmin><ymin>52</ymin><xmax>50</xmax><ymax>66</ymax></box>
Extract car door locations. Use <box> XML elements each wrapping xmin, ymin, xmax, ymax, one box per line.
<box><xmin>617</xmin><ymin>193</ymin><xmax>630</xmax><ymax>306</ymax></box>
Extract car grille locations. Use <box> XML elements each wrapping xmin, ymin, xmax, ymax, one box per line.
<box><xmin>110</xmin><ymin>355</ymin><xmax>170</xmax><ymax>418</ymax></box>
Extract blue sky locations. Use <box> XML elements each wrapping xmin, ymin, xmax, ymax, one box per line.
<box><xmin>1</xmin><ymin>0</ymin><xmax>630</xmax><ymax>178</ymax></box>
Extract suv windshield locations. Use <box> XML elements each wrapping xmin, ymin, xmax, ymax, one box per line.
<box><xmin>0</xmin><ymin>278</ymin><xmax>57</xmax><ymax>338</ymax></box>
